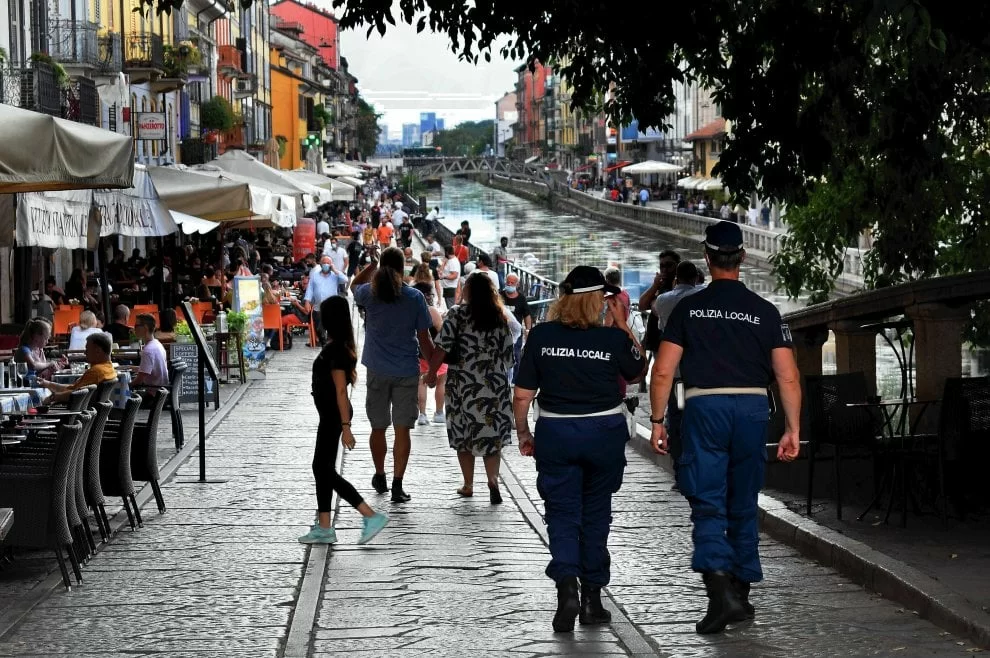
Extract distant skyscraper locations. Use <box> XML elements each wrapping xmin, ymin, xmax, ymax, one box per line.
<box><xmin>420</xmin><ymin>112</ymin><xmax>439</xmax><ymax>137</ymax></box>
<box><xmin>436</xmin><ymin>118</ymin><xmax>445</xmax><ymax>131</ymax></box>
<box><xmin>402</xmin><ymin>123</ymin><xmax>421</xmax><ymax>147</ymax></box>
<box><xmin>378</xmin><ymin>124</ymin><xmax>389</xmax><ymax>143</ymax></box>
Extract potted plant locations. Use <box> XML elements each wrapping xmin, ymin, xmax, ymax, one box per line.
<box><xmin>30</xmin><ymin>52</ymin><xmax>69</xmax><ymax>89</ymax></box>
<box><xmin>226</xmin><ymin>310</ymin><xmax>248</xmax><ymax>337</ymax></box>
<box><xmin>174</xmin><ymin>320</ymin><xmax>193</xmax><ymax>343</ymax></box>
<box><xmin>200</xmin><ymin>96</ymin><xmax>235</xmax><ymax>132</ymax></box>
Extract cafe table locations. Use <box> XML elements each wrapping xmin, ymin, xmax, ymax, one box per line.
<box><xmin>52</xmin><ymin>370</ymin><xmax>132</xmax><ymax>409</ymax></box>
<box><xmin>0</xmin><ymin>388</ymin><xmax>51</xmax><ymax>413</ymax></box>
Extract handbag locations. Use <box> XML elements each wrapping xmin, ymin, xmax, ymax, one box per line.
<box><xmin>442</xmin><ymin>318</ymin><xmax>460</xmax><ymax>364</ymax></box>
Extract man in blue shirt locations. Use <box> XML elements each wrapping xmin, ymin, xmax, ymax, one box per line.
<box><xmin>305</xmin><ymin>255</ymin><xmax>345</xmax><ymax>345</ymax></box>
<box><xmin>350</xmin><ymin>247</ymin><xmax>436</xmax><ymax>503</ymax></box>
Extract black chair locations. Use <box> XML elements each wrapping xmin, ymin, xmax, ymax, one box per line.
<box><xmin>804</xmin><ymin>372</ymin><xmax>878</xmax><ymax>519</ymax></box>
<box><xmin>93</xmin><ymin>379</ymin><xmax>116</xmax><ymax>405</ymax></box>
<box><xmin>65</xmin><ymin>410</ymin><xmax>95</xmax><ymax>561</ymax></box>
<box><xmin>82</xmin><ymin>402</ymin><xmax>114</xmax><ymax>542</ymax></box>
<box><xmin>165</xmin><ymin>359</ymin><xmax>187</xmax><ymax>451</ymax></box>
<box><xmin>0</xmin><ymin>422</ymin><xmax>85</xmax><ymax>589</ymax></box>
<box><xmin>100</xmin><ymin>395</ymin><xmax>143</xmax><ymax>529</ymax></box>
<box><xmin>66</xmin><ymin>385</ymin><xmax>96</xmax><ymax>412</ymax></box>
<box><xmin>130</xmin><ymin>388</ymin><xmax>169</xmax><ymax>514</ymax></box>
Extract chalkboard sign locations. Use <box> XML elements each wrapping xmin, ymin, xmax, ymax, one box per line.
<box><xmin>169</xmin><ymin>342</ymin><xmax>218</xmax><ymax>406</ymax></box>
<box><xmin>179</xmin><ymin>301</ymin><xmax>220</xmax><ymax>380</ymax></box>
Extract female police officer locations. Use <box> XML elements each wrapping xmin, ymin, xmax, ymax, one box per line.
<box><xmin>513</xmin><ymin>266</ymin><xmax>646</xmax><ymax>632</ymax></box>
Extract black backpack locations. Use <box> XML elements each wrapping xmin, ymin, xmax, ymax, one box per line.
<box><xmin>641</xmin><ymin>312</ymin><xmax>662</xmax><ymax>352</ymax></box>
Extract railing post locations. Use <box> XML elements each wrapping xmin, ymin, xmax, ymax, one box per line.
<box><xmin>791</xmin><ymin>326</ymin><xmax>828</xmax><ymax>378</ymax></box>
<box><xmin>832</xmin><ymin>321</ymin><xmax>878</xmax><ymax>396</ymax></box>
<box><xmin>907</xmin><ymin>303</ymin><xmax>971</xmax><ymax>403</ymax></box>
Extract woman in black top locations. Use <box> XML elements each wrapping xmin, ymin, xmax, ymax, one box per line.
<box><xmin>299</xmin><ymin>295</ymin><xmax>389</xmax><ymax>546</ymax></box>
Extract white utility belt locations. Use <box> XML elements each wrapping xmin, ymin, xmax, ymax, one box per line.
<box><xmin>537</xmin><ymin>403</ymin><xmax>625</xmax><ymax>419</ymax></box>
<box><xmin>684</xmin><ymin>387</ymin><xmax>767</xmax><ymax>400</ymax></box>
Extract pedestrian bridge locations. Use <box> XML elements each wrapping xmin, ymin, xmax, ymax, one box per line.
<box><xmin>406</xmin><ymin>156</ymin><xmax>552</xmax><ymax>183</ymax></box>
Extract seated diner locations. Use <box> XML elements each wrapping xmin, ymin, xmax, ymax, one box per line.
<box><xmin>38</xmin><ymin>333</ymin><xmax>117</xmax><ymax>404</ymax></box>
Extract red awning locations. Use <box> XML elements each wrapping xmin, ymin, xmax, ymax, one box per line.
<box><xmin>574</xmin><ymin>163</ymin><xmax>594</xmax><ymax>172</ymax></box>
<box><xmin>605</xmin><ymin>160</ymin><xmax>633</xmax><ymax>173</ymax></box>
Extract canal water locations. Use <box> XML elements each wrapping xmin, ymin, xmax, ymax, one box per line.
<box><xmin>425</xmin><ymin>178</ymin><xmax>986</xmax><ymax>396</ymax></box>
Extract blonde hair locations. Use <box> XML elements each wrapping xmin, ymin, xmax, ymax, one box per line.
<box><xmin>78</xmin><ymin>310</ymin><xmax>97</xmax><ymax>329</ymax></box>
<box><xmin>547</xmin><ymin>292</ymin><xmax>604</xmax><ymax>330</ymax></box>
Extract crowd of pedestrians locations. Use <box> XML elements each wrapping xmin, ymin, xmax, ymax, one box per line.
<box><xmin>291</xmin><ymin>181</ymin><xmax>803</xmax><ymax>639</ymax></box>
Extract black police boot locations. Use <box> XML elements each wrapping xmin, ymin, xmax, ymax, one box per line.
<box><xmin>696</xmin><ymin>571</ymin><xmax>748</xmax><ymax>634</ymax></box>
<box><xmin>552</xmin><ymin>576</ymin><xmax>580</xmax><ymax>632</ymax></box>
<box><xmin>732</xmin><ymin>575</ymin><xmax>755</xmax><ymax>619</ymax></box>
<box><xmin>579</xmin><ymin>582</ymin><xmax>612</xmax><ymax>625</ymax></box>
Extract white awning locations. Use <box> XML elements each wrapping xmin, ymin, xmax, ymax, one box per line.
<box><xmin>94</xmin><ymin>165</ymin><xmax>178</xmax><ymax>239</ymax></box>
<box><xmin>171</xmin><ymin>211</ymin><xmax>219</xmax><ymax>235</ymax></box>
<box><xmin>334</xmin><ymin>176</ymin><xmax>366</xmax><ymax>188</ymax></box>
<box><xmin>524</xmin><ymin>155</ymin><xmax>539</xmax><ymax>163</ymax></box>
<box><xmin>699</xmin><ymin>178</ymin><xmax>724</xmax><ymax>191</ymax></box>
<box><xmin>623</xmin><ymin>160</ymin><xmax>685</xmax><ymax>174</ymax></box>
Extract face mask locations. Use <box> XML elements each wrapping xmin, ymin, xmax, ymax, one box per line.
<box><xmin>321</xmin><ymin>264</ymin><xmax>331</xmax><ymax>273</ymax></box>
<box><xmin>504</xmin><ymin>285</ymin><xmax>517</xmax><ymax>294</ymax></box>
<box><xmin>331</xmin><ymin>243</ymin><xmax>337</xmax><ymax>249</ymax></box>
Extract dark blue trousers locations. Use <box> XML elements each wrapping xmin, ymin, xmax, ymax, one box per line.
<box><xmin>678</xmin><ymin>394</ymin><xmax>769</xmax><ymax>583</ymax></box>
<box><xmin>534</xmin><ymin>414</ymin><xmax>628</xmax><ymax>586</ymax></box>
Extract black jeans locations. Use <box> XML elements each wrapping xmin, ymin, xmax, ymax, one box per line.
<box><xmin>311</xmin><ymin>310</ymin><xmax>326</xmax><ymax>345</ymax></box>
<box><xmin>313</xmin><ymin>394</ymin><xmax>363</xmax><ymax>512</ymax></box>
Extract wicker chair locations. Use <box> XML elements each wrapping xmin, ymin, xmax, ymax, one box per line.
<box><xmin>93</xmin><ymin>379</ymin><xmax>116</xmax><ymax>405</ymax></box>
<box><xmin>64</xmin><ymin>410</ymin><xmax>95</xmax><ymax>562</ymax></box>
<box><xmin>130</xmin><ymin>388</ymin><xmax>169</xmax><ymax>514</ymax></box>
<box><xmin>66</xmin><ymin>385</ymin><xmax>96</xmax><ymax>412</ymax></box>
<box><xmin>166</xmin><ymin>359</ymin><xmax>187</xmax><ymax>451</ymax></box>
<box><xmin>100</xmin><ymin>395</ymin><xmax>143</xmax><ymax>530</ymax></box>
<box><xmin>0</xmin><ymin>422</ymin><xmax>85</xmax><ymax>589</ymax></box>
<box><xmin>82</xmin><ymin>402</ymin><xmax>114</xmax><ymax>542</ymax></box>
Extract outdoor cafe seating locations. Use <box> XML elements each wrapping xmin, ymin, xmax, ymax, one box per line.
<box><xmin>804</xmin><ymin>371</ymin><xmax>990</xmax><ymax>527</ymax></box>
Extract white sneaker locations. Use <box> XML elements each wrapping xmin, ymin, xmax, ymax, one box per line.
<box><xmin>433</xmin><ymin>412</ymin><xmax>446</xmax><ymax>424</ymax></box>
<box><xmin>416</xmin><ymin>413</ymin><xmax>429</xmax><ymax>426</ymax></box>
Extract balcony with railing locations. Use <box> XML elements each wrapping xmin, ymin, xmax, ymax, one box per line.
<box><xmin>123</xmin><ymin>33</ymin><xmax>165</xmax><ymax>82</ymax></box>
<box><xmin>97</xmin><ymin>33</ymin><xmax>123</xmax><ymax>75</ymax></box>
<box><xmin>0</xmin><ymin>61</ymin><xmax>62</xmax><ymax>117</ymax></box>
<box><xmin>63</xmin><ymin>77</ymin><xmax>99</xmax><ymax>125</ymax></box>
<box><xmin>221</xmin><ymin>124</ymin><xmax>245</xmax><ymax>151</ymax></box>
<box><xmin>218</xmin><ymin>45</ymin><xmax>244</xmax><ymax>77</ymax></box>
<box><xmin>48</xmin><ymin>20</ymin><xmax>101</xmax><ymax>69</ymax></box>
<box><xmin>232</xmin><ymin>73</ymin><xmax>258</xmax><ymax>98</ymax></box>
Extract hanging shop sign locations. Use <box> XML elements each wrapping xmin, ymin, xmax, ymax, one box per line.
<box><xmin>136</xmin><ymin>112</ymin><xmax>167</xmax><ymax>140</ymax></box>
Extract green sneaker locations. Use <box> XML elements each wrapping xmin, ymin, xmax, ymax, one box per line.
<box><xmin>357</xmin><ymin>513</ymin><xmax>389</xmax><ymax>545</ymax></box>
<box><xmin>298</xmin><ymin>525</ymin><xmax>337</xmax><ymax>544</ymax></box>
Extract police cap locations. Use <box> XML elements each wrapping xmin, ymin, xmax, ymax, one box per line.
<box><xmin>702</xmin><ymin>221</ymin><xmax>744</xmax><ymax>253</ymax></box>
<box><xmin>561</xmin><ymin>266</ymin><xmax>621</xmax><ymax>295</ymax></box>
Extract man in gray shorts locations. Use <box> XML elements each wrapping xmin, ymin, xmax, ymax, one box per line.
<box><xmin>350</xmin><ymin>246</ymin><xmax>436</xmax><ymax>503</ymax></box>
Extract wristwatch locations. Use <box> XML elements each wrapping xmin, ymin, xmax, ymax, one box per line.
<box><xmin>649</xmin><ymin>416</ymin><xmax>665</xmax><ymax>425</ymax></box>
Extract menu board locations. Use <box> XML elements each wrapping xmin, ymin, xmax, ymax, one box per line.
<box><xmin>232</xmin><ymin>276</ymin><xmax>266</xmax><ymax>375</ymax></box>
<box><xmin>169</xmin><ymin>341</ymin><xmax>217</xmax><ymax>406</ymax></box>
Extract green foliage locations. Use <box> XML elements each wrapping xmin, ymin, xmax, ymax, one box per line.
<box><xmin>200</xmin><ymin>96</ymin><xmax>235</xmax><ymax>132</ymax></box>
<box><xmin>275</xmin><ymin>135</ymin><xmax>288</xmax><ymax>158</ymax></box>
<box><xmin>226</xmin><ymin>310</ymin><xmax>248</xmax><ymax>335</ymax></box>
<box><xmin>332</xmin><ymin>0</ymin><xmax>990</xmax><ymax>302</ymax></box>
<box><xmin>432</xmin><ymin>120</ymin><xmax>494</xmax><ymax>156</ymax></box>
<box><xmin>174</xmin><ymin>320</ymin><xmax>192</xmax><ymax>337</ymax></box>
<box><xmin>31</xmin><ymin>52</ymin><xmax>69</xmax><ymax>89</ymax></box>
<box><xmin>163</xmin><ymin>40</ymin><xmax>202</xmax><ymax>77</ymax></box>
<box><xmin>312</xmin><ymin>105</ymin><xmax>333</xmax><ymax>130</ymax></box>
<box><xmin>354</xmin><ymin>96</ymin><xmax>381</xmax><ymax>159</ymax></box>
<box><xmin>399</xmin><ymin>171</ymin><xmax>424</xmax><ymax>198</ymax></box>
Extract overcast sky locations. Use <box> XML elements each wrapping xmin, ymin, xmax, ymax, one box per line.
<box><xmin>335</xmin><ymin>14</ymin><xmax>519</xmax><ymax>139</ymax></box>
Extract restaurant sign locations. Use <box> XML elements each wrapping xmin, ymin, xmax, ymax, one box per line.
<box><xmin>136</xmin><ymin>112</ymin><xmax>167</xmax><ymax>140</ymax></box>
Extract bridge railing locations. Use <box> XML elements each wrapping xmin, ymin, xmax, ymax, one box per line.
<box><xmin>504</xmin><ymin>261</ymin><xmax>560</xmax><ymax>321</ymax></box>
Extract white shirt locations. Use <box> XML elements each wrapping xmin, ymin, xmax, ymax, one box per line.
<box><xmin>428</xmin><ymin>240</ymin><xmax>444</xmax><ymax>256</ymax></box>
<box><xmin>327</xmin><ymin>245</ymin><xmax>347</xmax><ymax>273</ymax></box>
<box><xmin>316</xmin><ymin>220</ymin><xmax>330</xmax><ymax>236</ymax></box>
<box><xmin>69</xmin><ymin>326</ymin><xmax>111</xmax><ymax>351</ymax></box>
<box><xmin>425</xmin><ymin>209</ymin><xmax>439</xmax><ymax>221</ymax></box>
<box><xmin>392</xmin><ymin>208</ymin><xmax>408</xmax><ymax>225</ymax></box>
<box><xmin>441</xmin><ymin>257</ymin><xmax>460</xmax><ymax>289</ymax></box>
<box><xmin>138</xmin><ymin>338</ymin><xmax>169</xmax><ymax>387</ymax></box>
<box><xmin>479</xmin><ymin>268</ymin><xmax>500</xmax><ymax>290</ymax></box>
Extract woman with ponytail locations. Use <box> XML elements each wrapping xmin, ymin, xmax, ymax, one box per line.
<box><xmin>350</xmin><ymin>246</ymin><xmax>436</xmax><ymax>503</ymax></box>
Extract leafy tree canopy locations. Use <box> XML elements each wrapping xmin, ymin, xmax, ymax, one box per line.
<box><xmin>331</xmin><ymin>0</ymin><xmax>990</xmax><ymax>300</ymax></box>
<box><xmin>432</xmin><ymin>120</ymin><xmax>494</xmax><ymax>156</ymax></box>
<box><xmin>354</xmin><ymin>96</ymin><xmax>382</xmax><ymax>160</ymax></box>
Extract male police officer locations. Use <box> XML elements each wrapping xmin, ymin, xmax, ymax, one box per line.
<box><xmin>648</xmin><ymin>221</ymin><xmax>801</xmax><ymax>634</ymax></box>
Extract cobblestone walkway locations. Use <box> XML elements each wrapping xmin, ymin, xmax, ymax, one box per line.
<box><xmin>0</xmin><ymin>344</ymin><xmax>982</xmax><ymax>656</ymax></box>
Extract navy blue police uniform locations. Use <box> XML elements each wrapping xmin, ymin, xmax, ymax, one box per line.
<box><xmin>516</xmin><ymin>292</ymin><xmax>645</xmax><ymax>592</ymax></box>
<box><xmin>661</xmin><ymin>229</ymin><xmax>793</xmax><ymax>589</ymax></box>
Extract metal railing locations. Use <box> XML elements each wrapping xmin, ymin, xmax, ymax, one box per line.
<box><xmin>97</xmin><ymin>33</ymin><xmax>123</xmax><ymax>74</ymax></box>
<box><xmin>503</xmin><ymin>261</ymin><xmax>559</xmax><ymax>321</ymax></box>
<box><xmin>124</xmin><ymin>33</ymin><xmax>165</xmax><ymax>70</ymax></box>
<box><xmin>48</xmin><ymin>20</ymin><xmax>101</xmax><ymax>66</ymax></box>
<box><xmin>218</xmin><ymin>45</ymin><xmax>242</xmax><ymax>74</ymax></box>
<box><xmin>0</xmin><ymin>62</ymin><xmax>61</xmax><ymax>116</ymax></box>
<box><xmin>63</xmin><ymin>76</ymin><xmax>99</xmax><ymax>125</ymax></box>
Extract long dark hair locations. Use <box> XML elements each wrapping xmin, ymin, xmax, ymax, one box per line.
<box><xmin>372</xmin><ymin>246</ymin><xmax>404</xmax><ymax>303</ymax></box>
<box><xmin>320</xmin><ymin>296</ymin><xmax>357</xmax><ymax>383</ymax></box>
<box><xmin>463</xmin><ymin>273</ymin><xmax>505</xmax><ymax>332</ymax></box>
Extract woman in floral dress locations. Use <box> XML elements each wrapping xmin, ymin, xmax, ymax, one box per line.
<box><xmin>427</xmin><ymin>273</ymin><xmax>521</xmax><ymax>504</ymax></box>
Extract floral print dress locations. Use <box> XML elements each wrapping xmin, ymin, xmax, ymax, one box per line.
<box><xmin>436</xmin><ymin>305</ymin><xmax>517</xmax><ymax>457</ymax></box>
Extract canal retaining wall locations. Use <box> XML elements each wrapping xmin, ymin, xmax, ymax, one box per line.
<box><xmin>479</xmin><ymin>174</ymin><xmax>865</xmax><ymax>295</ymax></box>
